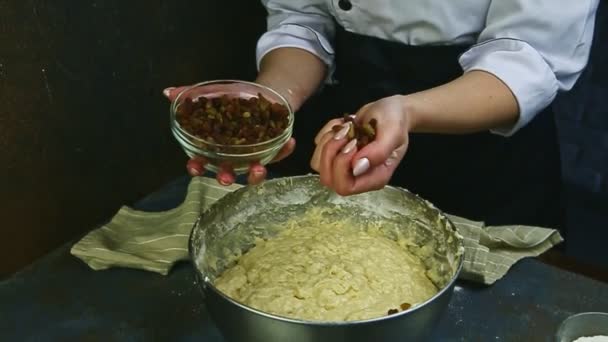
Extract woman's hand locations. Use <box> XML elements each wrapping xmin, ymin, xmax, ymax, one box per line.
<box><xmin>310</xmin><ymin>70</ymin><xmax>521</xmax><ymax>196</ymax></box>
<box><xmin>311</xmin><ymin>95</ymin><xmax>411</xmax><ymax>196</ymax></box>
<box><xmin>163</xmin><ymin>47</ymin><xmax>326</xmax><ymax>185</ymax></box>
<box><xmin>163</xmin><ymin>86</ymin><xmax>296</xmax><ymax>185</ymax></box>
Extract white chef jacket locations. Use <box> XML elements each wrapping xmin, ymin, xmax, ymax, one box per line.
<box><xmin>256</xmin><ymin>0</ymin><xmax>599</xmax><ymax>136</ymax></box>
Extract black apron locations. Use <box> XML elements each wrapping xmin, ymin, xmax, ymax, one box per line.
<box><xmin>331</xmin><ymin>27</ymin><xmax>564</xmax><ymax>230</ymax></box>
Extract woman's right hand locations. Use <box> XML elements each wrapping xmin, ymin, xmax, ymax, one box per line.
<box><xmin>310</xmin><ymin>95</ymin><xmax>411</xmax><ymax>196</ymax></box>
<box><xmin>163</xmin><ymin>86</ymin><xmax>296</xmax><ymax>186</ymax></box>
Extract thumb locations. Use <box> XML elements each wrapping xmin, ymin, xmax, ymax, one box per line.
<box><xmin>162</xmin><ymin>86</ymin><xmax>189</xmax><ymax>102</ymax></box>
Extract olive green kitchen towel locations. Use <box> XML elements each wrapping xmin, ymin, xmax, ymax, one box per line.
<box><xmin>71</xmin><ymin>177</ymin><xmax>563</xmax><ymax>284</ymax></box>
<box><xmin>70</xmin><ymin>177</ymin><xmax>241</xmax><ymax>275</ymax></box>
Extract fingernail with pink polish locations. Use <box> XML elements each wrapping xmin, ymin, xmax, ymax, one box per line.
<box><xmin>163</xmin><ymin>87</ymin><xmax>175</xmax><ymax>98</ymax></box>
<box><xmin>334</xmin><ymin>123</ymin><xmax>351</xmax><ymax>140</ymax></box>
<box><xmin>189</xmin><ymin>167</ymin><xmax>201</xmax><ymax>176</ymax></box>
<box><xmin>385</xmin><ymin>150</ymin><xmax>399</xmax><ymax>166</ymax></box>
<box><xmin>252</xmin><ymin>169</ymin><xmax>265</xmax><ymax>177</ymax></box>
<box><xmin>341</xmin><ymin>139</ymin><xmax>358</xmax><ymax>154</ymax></box>
<box><xmin>218</xmin><ymin>176</ymin><xmax>232</xmax><ymax>186</ymax></box>
<box><xmin>353</xmin><ymin>158</ymin><xmax>370</xmax><ymax>177</ymax></box>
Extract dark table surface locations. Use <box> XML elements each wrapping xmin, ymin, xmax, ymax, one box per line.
<box><xmin>1</xmin><ymin>176</ymin><xmax>607</xmax><ymax>342</ymax></box>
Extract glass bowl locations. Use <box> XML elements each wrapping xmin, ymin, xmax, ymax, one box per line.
<box><xmin>556</xmin><ymin>312</ymin><xmax>608</xmax><ymax>342</ymax></box>
<box><xmin>170</xmin><ymin>80</ymin><xmax>294</xmax><ymax>174</ymax></box>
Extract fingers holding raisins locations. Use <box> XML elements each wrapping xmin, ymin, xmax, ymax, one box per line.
<box><xmin>331</xmin><ymin>114</ymin><xmax>377</xmax><ymax>149</ymax></box>
<box><xmin>172</xmin><ymin>90</ymin><xmax>292</xmax><ymax>186</ymax></box>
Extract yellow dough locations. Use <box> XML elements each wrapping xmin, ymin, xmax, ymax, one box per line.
<box><xmin>214</xmin><ymin>213</ymin><xmax>438</xmax><ymax>322</ymax></box>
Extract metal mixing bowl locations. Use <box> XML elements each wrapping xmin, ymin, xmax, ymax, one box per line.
<box><xmin>189</xmin><ymin>175</ymin><xmax>464</xmax><ymax>342</ymax></box>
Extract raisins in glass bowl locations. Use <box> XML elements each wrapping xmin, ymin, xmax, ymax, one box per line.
<box><xmin>170</xmin><ymin>80</ymin><xmax>294</xmax><ymax>175</ymax></box>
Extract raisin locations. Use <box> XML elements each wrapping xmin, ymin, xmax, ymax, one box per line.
<box><xmin>400</xmin><ymin>303</ymin><xmax>411</xmax><ymax>311</ymax></box>
<box><xmin>334</xmin><ymin>113</ymin><xmax>377</xmax><ymax>148</ymax></box>
<box><xmin>175</xmin><ymin>94</ymin><xmax>290</xmax><ymax>148</ymax></box>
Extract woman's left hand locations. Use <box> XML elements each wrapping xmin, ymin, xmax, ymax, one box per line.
<box><xmin>164</xmin><ymin>86</ymin><xmax>295</xmax><ymax>185</ymax></box>
<box><xmin>311</xmin><ymin>95</ymin><xmax>411</xmax><ymax>196</ymax></box>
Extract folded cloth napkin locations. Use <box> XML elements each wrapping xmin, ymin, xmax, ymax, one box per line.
<box><xmin>71</xmin><ymin>177</ymin><xmax>563</xmax><ymax>284</ymax></box>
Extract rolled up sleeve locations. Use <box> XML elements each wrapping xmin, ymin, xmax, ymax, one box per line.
<box><xmin>257</xmin><ymin>0</ymin><xmax>335</xmax><ymax>72</ymax></box>
<box><xmin>459</xmin><ymin>0</ymin><xmax>599</xmax><ymax>136</ymax></box>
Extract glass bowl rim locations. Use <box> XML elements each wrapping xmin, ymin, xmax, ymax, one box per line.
<box><xmin>556</xmin><ymin>311</ymin><xmax>608</xmax><ymax>340</ymax></box>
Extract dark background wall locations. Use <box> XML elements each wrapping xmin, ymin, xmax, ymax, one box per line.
<box><xmin>1</xmin><ymin>0</ymin><xmax>607</xmax><ymax>278</ymax></box>
<box><xmin>0</xmin><ymin>0</ymin><xmax>266</xmax><ymax>277</ymax></box>
<box><xmin>554</xmin><ymin>0</ymin><xmax>608</xmax><ymax>269</ymax></box>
